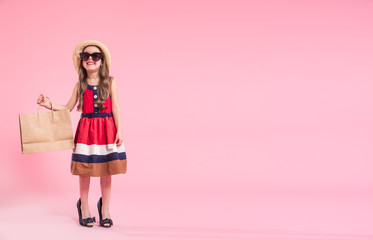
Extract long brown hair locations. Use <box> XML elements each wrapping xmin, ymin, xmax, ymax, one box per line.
<box><xmin>76</xmin><ymin>45</ymin><xmax>110</xmax><ymax>112</ymax></box>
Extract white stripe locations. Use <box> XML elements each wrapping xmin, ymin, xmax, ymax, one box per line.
<box><xmin>73</xmin><ymin>143</ymin><xmax>126</xmax><ymax>155</ymax></box>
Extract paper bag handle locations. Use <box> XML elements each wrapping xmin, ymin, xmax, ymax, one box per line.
<box><xmin>37</xmin><ymin>100</ymin><xmax>54</xmax><ymax>119</ymax></box>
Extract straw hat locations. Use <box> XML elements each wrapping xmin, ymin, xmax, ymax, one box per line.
<box><xmin>72</xmin><ymin>40</ymin><xmax>111</xmax><ymax>73</ymax></box>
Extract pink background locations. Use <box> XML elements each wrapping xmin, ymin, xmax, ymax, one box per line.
<box><xmin>1</xmin><ymin>0</ymin><xmax>373</xmax><ymax>239</ymax></box>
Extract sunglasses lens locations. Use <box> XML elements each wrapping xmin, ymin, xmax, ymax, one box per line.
<box><xmin>92</xmin><ymin>53</ymin><xmax>102</xmax><ymax>61</ymax></box>
<box><xmin>80</xmin><ymin>53</ymin><xmax>90</xmax><ymax>61</ymax></box>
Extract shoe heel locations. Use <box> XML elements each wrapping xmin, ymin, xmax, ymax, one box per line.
<box><xmin>77</xmin><ymin>198</ymin><xmax>82</xmax><ymax>220</ymax></box>
<box><xmin>97</xmin><ymin>197</ymin><xmax>113</xmax><ymax>227</ymax></box>
<box><xmin>97</xmin><ymin>197</ymin><xmax>103</xmax><ymax>222</ymax></box>
<box><xmin>77</xmin><ymin>198</ymin><xmax>95</xmax><ymax>227</ymax></box>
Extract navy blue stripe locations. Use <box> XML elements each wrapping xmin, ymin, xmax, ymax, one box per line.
<box><xmin>86</xmin><ymin>85</ymin><xmax>97</xmax><ymax>90</ymax></box>
<box><xmin>86</xmin><ymin>85</ymin><xmax>111</xmax><ymax>98</ymax></box>
<box><xmin>81</xmin><ymin>112</ymin><xmax>113</xmax><ymax>118</ymax></box>
<box><xmin>72</xmin><ymin>152</ymin><xmax>126</xmax><ymax>163</ymax></box>
<box><xmin>92</xmin><ymin>85</ymin><xmax>99</xmax><ymax>113</ymax></box>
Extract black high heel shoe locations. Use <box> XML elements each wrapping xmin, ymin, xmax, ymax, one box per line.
<box><xmin>97</xmin><ymin>197</ymin><xmax>113</xmax><ymax>227</ymax></box>
<box><xmin>77</xmin><ymin>198</ymin><xmax>96</xmax><ymax>227</ymax></box>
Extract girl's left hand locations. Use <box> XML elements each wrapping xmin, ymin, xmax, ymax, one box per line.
<box><xmin>114</xmin><ymin>132</ymin><xmax>123</xmax><ymax>146</ymax></box>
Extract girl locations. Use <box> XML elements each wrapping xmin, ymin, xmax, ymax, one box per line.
<box><xmin>36</xmin><ymin>40</ymin><xmax>127</xmax><ymax>228</ymax></box>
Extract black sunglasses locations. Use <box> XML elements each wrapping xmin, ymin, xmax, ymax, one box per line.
<box><xmin>80</xmin><ymin>52</ymin><xmax>103</xmax><ymax>61</ymax></box>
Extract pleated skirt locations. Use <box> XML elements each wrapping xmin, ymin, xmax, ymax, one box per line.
<box><xmin>70</xmin><ymin>116</ymin><xmax>127</xmax><ymax>177</ymax></box>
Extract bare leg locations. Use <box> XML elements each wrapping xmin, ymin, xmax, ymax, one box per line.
<box><xmin>100</xmin><ymin>175</ymin><xmax>112</xmax><ymax>226</ymax></box>
<box><xmin>79</xmin><ymin>175</ymin><xmax>94</xmax><ymax>226</ymax></box>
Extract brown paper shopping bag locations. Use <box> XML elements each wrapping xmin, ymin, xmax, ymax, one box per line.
<box><xmin>19</xmin><ymin>103</ymin><xmax>74</xmax><ymax>154</ymax></box>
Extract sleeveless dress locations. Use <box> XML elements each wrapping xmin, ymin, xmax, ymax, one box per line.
<box><xmin>70</xmin><ymin>78</ymin><xmax>127</xmax><ymax>177</ymax></box>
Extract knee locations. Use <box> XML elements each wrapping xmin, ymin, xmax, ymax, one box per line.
<box><xmin>100</xmin><ymin>175</ymin><xmax>111</xmax><ymax>183</ymax></box>
<box><xmin>79</xmin><ymin>175</ymin><xmax>91</xmax><ymax>181</ymax></box>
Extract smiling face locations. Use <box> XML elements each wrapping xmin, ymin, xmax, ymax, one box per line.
<box><xmin>81</xmin><ymin>46</ymin><xmax>102</xmax><ymax>72</ymax></box>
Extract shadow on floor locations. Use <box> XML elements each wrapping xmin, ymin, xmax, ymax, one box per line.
<box><xmin>109</xmin><ymin>225</ymin><xmax>373</xmax><ymax>240</ymax></box>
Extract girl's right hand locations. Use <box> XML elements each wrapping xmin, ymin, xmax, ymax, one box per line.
<box><xmin>37</xmin><ymin>94</ymin><xmax>52</xmax><ymax>110</ymax></box>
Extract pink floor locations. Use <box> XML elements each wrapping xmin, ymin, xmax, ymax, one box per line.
<box><xmin>1</xmin><ymin>189</ymin><xmax>373</xmax><ymax>240</ymax></box>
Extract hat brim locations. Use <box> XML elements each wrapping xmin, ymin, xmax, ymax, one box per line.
<box><xmin>72</xmin><ymin>40</ymin><xmax>111</xmax><ymax>73</ymax></box>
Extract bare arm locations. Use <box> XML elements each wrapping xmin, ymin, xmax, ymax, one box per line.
<box><xmin>111</xmin><ymin>78</ymin><xmax>122</xmax><ymax>133</ymax></box>
<box><xmin>37</xmin><ymin>82</ymin><xmax>79</xmax><ymax>112</ymax></box>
